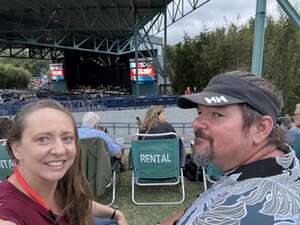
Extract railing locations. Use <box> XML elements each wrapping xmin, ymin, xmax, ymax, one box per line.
<box><xmin>0</xmin><ymin>95</ymin><xmax>179</xmax><ymax>116</ymax></box>
<box><xmin>76</xmin><ymin>122</ymin><xmax>194</xmax><ymax>150</ymax></box>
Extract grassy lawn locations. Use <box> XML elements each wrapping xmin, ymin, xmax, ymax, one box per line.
<box><xmin>97</xmin><ymin>168</ymin><xmax>204</xmax><ymax>225</ymax></box>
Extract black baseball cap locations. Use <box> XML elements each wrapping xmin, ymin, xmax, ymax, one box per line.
<box><xmin>177</xmin><ymin>74</ymin><xmax>279</xmax><ymax>122</ymax></box>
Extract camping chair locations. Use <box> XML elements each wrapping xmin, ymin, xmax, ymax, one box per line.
<box><xmin>201</xmin><ymin>163</ymin><xmax>224</xmax><ymax>191</ymax></box>
<box><xmin>130</xmin><ymin>132</ymin><xmax>185</xmax><ymax>205</ymax></box>
<box><xmin>79</xmin><ymin>137</ymin><xmax>119</xmax><ymax>206</ymax></box>
<box><xmin>292</xmin><ymin>133</ymin><xmax>300</xmax><ymax>160</ymax></box>
<box><xmin>0</xmin><ymin>141</ymin><xmax>15</xmax><ymax>181</ymax></box>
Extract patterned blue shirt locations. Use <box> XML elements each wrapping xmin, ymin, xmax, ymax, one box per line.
<box><xmin>78</xmin><ymin>126</ymin><xmax>121</xmax><ymax>157</ymax></box>
<box><xmin>177</xmin><ymin>150</ymin><xmax>300</xmax><ymax>225</ymax></box>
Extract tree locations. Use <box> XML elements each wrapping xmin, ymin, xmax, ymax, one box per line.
<box><xmin>0</xmin><ymin>64</ymin><xmax>31</xmax><ymax>89</ymax></box>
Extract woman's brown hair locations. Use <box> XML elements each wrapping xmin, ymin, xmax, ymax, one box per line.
<box><xmin>7</xmin><ymin>99</ymin><xmax>94</xmax><ymax>225</ymax></box>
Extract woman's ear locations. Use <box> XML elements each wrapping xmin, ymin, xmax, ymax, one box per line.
<box><xmin>253</xmin><ymin>116</ymin><xmax>273</xmax><ymax>145</ymax></box>
<box><xmin>11</xmin><ymin>143</ymin><xmax>22</xmax><ymax>161</ymax></box>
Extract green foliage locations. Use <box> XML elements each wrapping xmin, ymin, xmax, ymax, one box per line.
<box><xmin>0</xmin><ymin>64</ymin><xmax>31</xmax><ymax>89</ymax></box>
<box><xmin>166</xmin><ymin>13</ymin><xmax>300</xmax><ymax>115</ymax></box>
<box><xmin>0</xmin><ymin>54</ymin><xmax>49</xmax><ymax>77</ymax></box>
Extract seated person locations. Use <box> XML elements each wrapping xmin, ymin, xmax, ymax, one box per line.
<box><xmin>138</xmin><ymin>106</ymin><xmax>185</xmax><ymax>166</ymax></box>
<box><xmin>78</xmin><ymin>112</ymin><xmax>123</xmax><ymax>159</ymax></box>
<box><xmin>140</xmin><ymin>106</ymin><xmax>180</xmax><ymax>138</ymax></box>
<box><xmin>286</xmin><ymin>103</ymin><xmax>300</xmax><ymax>146</ymax></box>
<box><xmin>0</xmin><ymin>117</ymin><xmax>13</xmax><ymax>139</ymax></box>
<box><xmin>0</xmin><ymin>99</ymin><xmax>128</xmax><ymax>225</ymax></box>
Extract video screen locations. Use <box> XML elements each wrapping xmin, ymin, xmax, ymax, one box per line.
<box><xmin>129</xmin><ymin>59</ymin><xmax>155</xmax><ymax>81</ymax></box>
<box><xmin>49</xmin><ymin>63</ymin><xmax>64</xmax><ymax>81</ymax></box>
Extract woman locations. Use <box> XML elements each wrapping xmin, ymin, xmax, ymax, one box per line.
<box><xmin>139</xmin><ymin>106</ymin><xmax>185</xmax><ymax>166</ymax></box>
<box><xmin>0</xmin><ymin>99</ymin><xmax>128</xmax><ymax>225</ymax></box>
<box><xmin>140</xmin><ymin>106</ymin><xmax>176</xmax><ymax>135</ymax></box>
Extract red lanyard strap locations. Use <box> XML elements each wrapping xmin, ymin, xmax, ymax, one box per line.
<box><xmin>15</xmin><ymin>166</ymin><xmax>49</xmax><ymax>210</ymax></box>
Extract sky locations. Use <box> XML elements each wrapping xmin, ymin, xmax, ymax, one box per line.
<box><xmin>162</xmin><ymin>0</ymin><xmax>299</xmax><ymax>44</ymax></box>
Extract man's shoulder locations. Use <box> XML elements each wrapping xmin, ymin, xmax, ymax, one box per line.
<box><xmin>178</xmin><ymin>170</ymin><xmax>300</xmax><ymax>225</ymax></box>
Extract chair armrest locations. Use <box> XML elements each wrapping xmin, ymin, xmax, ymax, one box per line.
<box><xmin>111</xmin><ymin>157</ymin><xmax>121</xmax><ymax>171</ymax></box>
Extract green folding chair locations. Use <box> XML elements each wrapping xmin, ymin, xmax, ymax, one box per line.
<box><xmin>79</xmin><ymin>137</ymin><xmax>118</xmax><ymax>206</ymax></box>
<box><xmin>131</xmin><ymin>132</ymin><xmax>185</xmax><ymax>205</ymax></box>
<box><xmin>201</xmin><ymin>163</ymin><xmax>224</xmax><ymax>191</ymax></box>
<box><xmin>0</xmin><ymin>144</ymin><xmax>15</xmax><ymax>181</ymax></box>
<box><xmin>292</xmin><ymin>133</ymin><xmax>300</xmax><ymax>160</ymax></box>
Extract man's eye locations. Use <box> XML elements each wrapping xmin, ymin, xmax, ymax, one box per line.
<box><xmin>212</xmin><ymin>112</ymin><xmax>223</xmax><ymax>118</ymax></box>
<box><xmin>197</xmin><ymin>111</ymin><xmax>202</xmax><ymax>115</ymax></box>
<box><xmin>63</xmin><ymin>136</ymin><xmax>74</xmax><ymax>144</ymax></box>
<box><xmin>37</xmin><ymin>137</ymin><xmax>49</xmax><ymax>144</ymax></box>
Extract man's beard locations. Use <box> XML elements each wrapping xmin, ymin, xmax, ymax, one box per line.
<box><xmin>192</xmin><ymin>129</ymin><xmax>214</xmax><ymax>167</ymax></box>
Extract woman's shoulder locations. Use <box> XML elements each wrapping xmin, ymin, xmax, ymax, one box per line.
<box><xmin>157</xmin><ymin>122</ymin><xmax>175</xmax><ymax>131</ymax></box>
<box><xmin>0</xmin><ymin>180</ymin><xmax>61</xmax><ymax>225</ymax></box>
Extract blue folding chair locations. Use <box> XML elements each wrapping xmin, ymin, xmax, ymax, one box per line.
<box><xmin>131</xmin><ymin>132</ymin><xmax>185</xmax><ymax>205</ymax></box>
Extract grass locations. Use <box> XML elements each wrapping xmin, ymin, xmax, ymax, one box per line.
<box><xmin>95</xmin><ymin>153</ymin><xmax>204</xmax><ymax>225</ymax></box>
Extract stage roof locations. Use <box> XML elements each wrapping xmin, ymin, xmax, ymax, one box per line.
<box><xmin>0</xmin><ymin>0</ymin><xmax>172</xmax><ymax>54</ymax></box>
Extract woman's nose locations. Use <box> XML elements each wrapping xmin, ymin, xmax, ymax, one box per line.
<box><xmin>50</xmin><ymin>139</ymin><xmax>66</xmax><ymax>155</ymax></box>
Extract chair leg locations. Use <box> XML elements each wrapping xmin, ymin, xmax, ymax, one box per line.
<box><xmin>107</xmin><ymin>171</ymin><xmax>116</xmax><ymax>207</ymax></box>
<box><xmin>202</xmin><ymin>166</ymin><xmax>207</xmax><ymax>191</ymax></box>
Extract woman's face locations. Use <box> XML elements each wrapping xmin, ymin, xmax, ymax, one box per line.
<box><xmin>158</xmin><ymin>111</ymin><xmax>166</xmax><ymax>122</ymax></box>
<box><xmin>12</xmin><ymin>108</ymin><xmax>77</xmax><ymax>183</ymax></box>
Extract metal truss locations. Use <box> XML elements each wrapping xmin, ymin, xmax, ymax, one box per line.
<box><xmin>0</xmin><ymin>33</ymin><xmax>135</xmax><ymax>55</ymax></box>
<box><xmin>0</xmin><ymin>44</ymin><xmax>64</xmax><ymax>60</ymax></box>
<box><xmin>143</xmin><ymin>0</ymin><xmax>211</xmax><ymax>37</ymax></box>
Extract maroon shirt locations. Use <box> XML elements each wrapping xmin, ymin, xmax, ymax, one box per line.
<box><xmin>0</xmin><ymin>179</ymin><xmax>70</xmax><ymax>225</ymax></box>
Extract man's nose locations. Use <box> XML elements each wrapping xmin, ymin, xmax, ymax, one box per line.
<box><xmin>192</xmin><ymin>115</ymin><xmax>207</xmax><ymax>131</ymax></box>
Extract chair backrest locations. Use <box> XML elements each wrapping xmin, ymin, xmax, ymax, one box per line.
<box><xmin>131</xmin><ymin>132</ymin><xmax>180</xmax><ymax>180</ymax></box>
<box><xmin>79</xmin><ymin>137</ymin><xmax>112</xmax><ymax>196</ymax></box>
<box><xmin>293</xmin><ymin>133</ymin><xmax>300</xmax><ymax>160</ymax></box>
<box><xmin>206</xmin><ymin>163</ymin><xmax>223</xmax><ymax>180</ymax></box>
<box><xmin>0</xmin><ymin>144</ymin><xmax>15</xmax><ymax>181</ymax></box>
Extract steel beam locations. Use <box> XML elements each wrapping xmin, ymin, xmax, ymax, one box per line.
<box><xmin>251</xmin><ymin>0</ymin><xmax>267</xmax><ymax>77</ymax></box>
<box><xmin>144</xmin><ymin>0</ymin><xmax>211</xmax><ymax>36</ymax></box>
<box><xmin>277</xmin><ymin>0</ymin><xmax>300</xmax><ymax>30</ymax></box>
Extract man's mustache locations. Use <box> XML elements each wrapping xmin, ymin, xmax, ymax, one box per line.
<box><xmin>194</xmin><ymin>129</ymin><xmax>211</xmax><ymax>141</ymax></box>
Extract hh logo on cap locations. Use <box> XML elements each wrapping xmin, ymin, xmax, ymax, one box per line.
<box><xmin>204</xmin><ymin>96</ymin><xmax>228</xmax><ymax>104</ymax></box>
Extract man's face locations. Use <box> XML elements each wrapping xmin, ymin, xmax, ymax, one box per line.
<box><xmin>192</xmin><ymin>105</ymin><xmax>255</xmax><ymax>171</ymax></box>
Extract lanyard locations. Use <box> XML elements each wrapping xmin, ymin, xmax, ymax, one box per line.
<box><xmin>14</xmin><ymin>166</ymin><xmax>63</xmax><ymax>225</ymax></box>
<box><xmin>14</xmin><ymin>166</ymin><xmax>49</xmax><ymax>210</ymax></box>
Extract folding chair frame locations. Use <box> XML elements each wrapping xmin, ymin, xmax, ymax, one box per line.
<box><xmin>131</xmin><ymin>132</ymin><xmax>185</xmax><ymax>205</ymax></box>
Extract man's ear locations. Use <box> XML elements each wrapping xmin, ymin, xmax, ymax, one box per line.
<box><xmin>11</xmin><ymin>143</ymin><xmax>22</xmax><ymax>161</ymax></box>
<box><xmin>253</xmin><ymin>116</ymin><xmax>273</xmax><ymax>145</ymax></box>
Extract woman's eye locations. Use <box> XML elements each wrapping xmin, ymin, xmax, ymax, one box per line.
<box><xmin>63</xmin><ymin>136</ymin><xmax>74</xmax><ymax>144</ymax></box>
<box><xmin>37</xmin><ymin>137</ymin><xmax>49</xmax><ymax>144</ymax></box>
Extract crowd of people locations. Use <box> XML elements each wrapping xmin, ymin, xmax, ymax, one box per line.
<box><xmin>0</xmin><ymin>71</ymin><xmax>300</xmax><ymax>224</ymax></box>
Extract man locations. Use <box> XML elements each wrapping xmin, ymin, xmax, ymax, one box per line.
<box><xmin>159</xmin><ymin>71</ymin><xmax>300</xmax><ymax>225</ymax></box>
<box><xmin>78</xmin><ymin>112</ymin><xmax>123</xmax><ymax>159</ymax></box>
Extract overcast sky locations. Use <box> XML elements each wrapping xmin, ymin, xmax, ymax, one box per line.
<box><xmin>163</xmin><ymin>0</ymin><xmax>299</xmax><ymax>44</ymax></box>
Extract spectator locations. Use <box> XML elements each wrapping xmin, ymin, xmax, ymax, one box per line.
<box><xmin>78</xmin><ymin>112</ymin><xmax>123</xmax><ymax>159</ymax></box>
<box><xmin>140</xmin><ymin>106</ymin><xmax>176</xmax><ymax>136</ymax></box>
<box><xmin>0</xmin><ymin>118</ymin><xmax>13</xmax><ymax>139</ymax></box>
<box><xmin>158</xmin><ymin>71</ymin><xmax>300</xmax><ymax>225</ymax></box>
<box><xmin>139</xmin><ymin>106</ymin><xmax>185</xmax><ymax>165</ymax></box>
<box><xmin>184</xmin><ymin>86</ymin><xmax>192</xmax><ymax>95</ymax></box>
<box><xmin>286</xmin><ymin>103</ymin><xmax>300</xmax><ymax>146</ymax></box>
<box><xmin>0</xmin><ymin>99</ymin><xmax>128</xmax><ymax>225</ymax></box>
